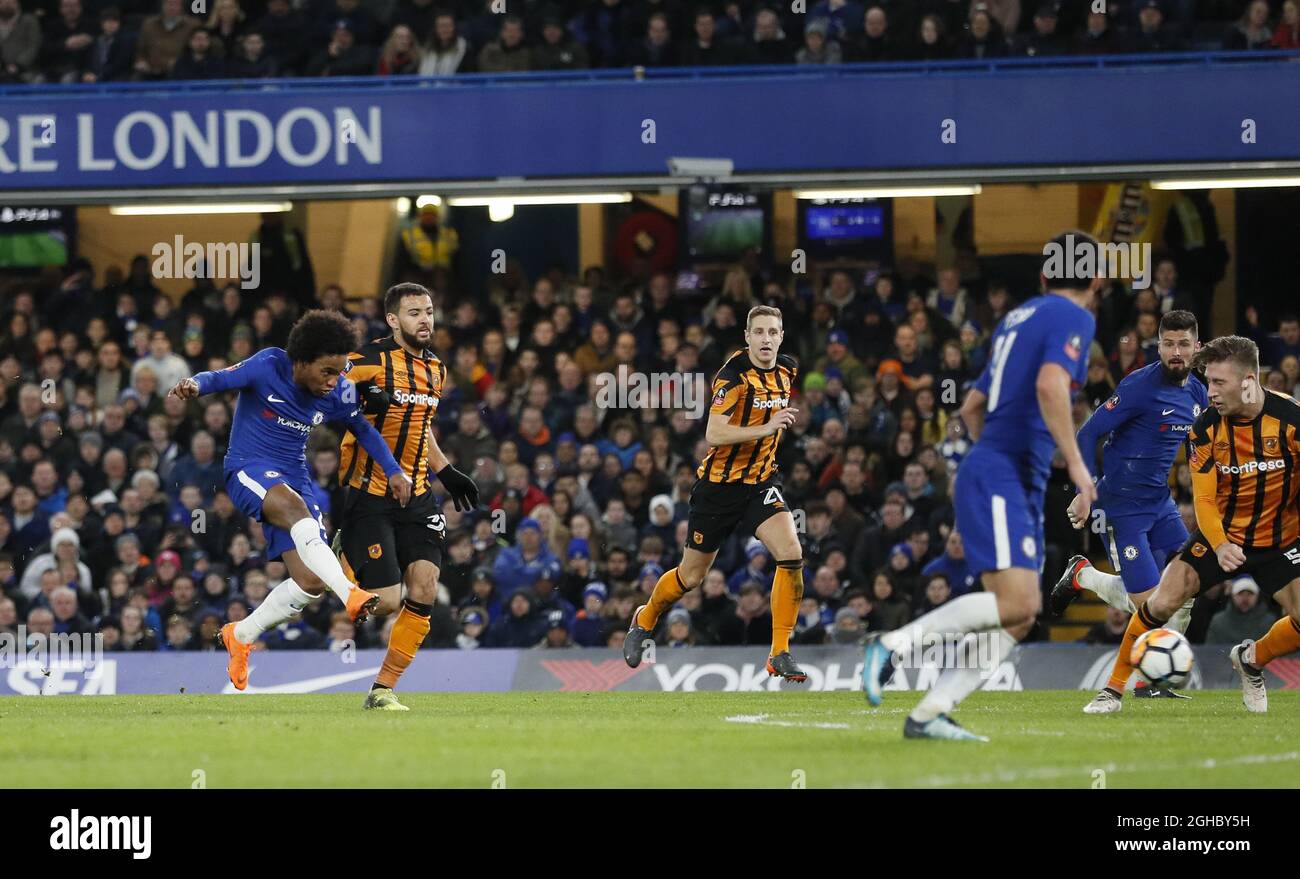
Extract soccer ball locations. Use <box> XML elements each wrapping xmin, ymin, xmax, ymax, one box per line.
<box><xmin>1130</xmin><ymin>628</ymin><xmax>1194</xmax><ymax>688</ymax></box>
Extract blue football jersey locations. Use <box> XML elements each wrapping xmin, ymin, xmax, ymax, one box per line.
<box><xmin>193</xmin><ymin>348</ymin><xmax>402</xmax><ymax>477</ymax></box>
<box><xmin>972</xmin><ymin>293</ymin><xmax>1096</xmax><ymax>487</ymax></box>
<box><xmin>1077</xmin><ymin>361</ymin><xmax>1208</xmax><ymax>505</ymax></box>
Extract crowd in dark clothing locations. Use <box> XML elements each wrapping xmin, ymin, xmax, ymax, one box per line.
<box><xmin>5</xmin><ymin>0</ymin><xmax>1296</xmax><ymax>85</ymax></box>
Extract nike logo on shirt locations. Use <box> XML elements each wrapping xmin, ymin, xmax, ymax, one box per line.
<box><xmin>1162</xmin><ymin>408</ymin><xmax>1175</xmax><ymax>415</ymax></box>
<box><xmin>268</xmin><ymin>394</ymin><xmax>286</xmax><ymax>403</ymax></box>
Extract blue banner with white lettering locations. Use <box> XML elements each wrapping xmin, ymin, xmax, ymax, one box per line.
<box><xmin>2</xmin><ymin>54</ymin><xmax>1299</xmax><ymax>191</ymax></box>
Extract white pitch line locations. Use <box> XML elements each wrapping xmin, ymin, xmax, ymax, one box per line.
<box><xmin>724</xmin><ymin>714</ymin><xmax>851</xmax><ymax>730</ymax></box>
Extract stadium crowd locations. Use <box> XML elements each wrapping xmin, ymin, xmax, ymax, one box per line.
<box><xmin>0</xmin><ymin>213</ymin><xmax>1298</xmax><ymax>654</ymax></box>
<box><xmin>2</xmin><ymin>0</ymin><xmax>1297</xmax><ymax>84</ymax></box>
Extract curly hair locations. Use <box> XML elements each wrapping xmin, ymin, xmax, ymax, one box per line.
<box><xmin>285</xmin><ymin>310</ymin><xmax>358</xmax><ymax>364</ymax></box>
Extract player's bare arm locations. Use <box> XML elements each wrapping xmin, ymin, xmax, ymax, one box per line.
<box><xmin>704</xmin><ymin>409</ymin><xmax>796</xmax><ymax>446</ymax></box>
<box><xmin>1037</xmin><ymin>361</ymin><xmax>1096</xmax><ymax>507</ymax></box>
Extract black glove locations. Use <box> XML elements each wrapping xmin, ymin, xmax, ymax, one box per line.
<box><xmin>437</xmin><ymin>464</ymin><xmax>479</xmax><ymax>512</ymax></box>
<box><xmin>356</xmin><ymin>381</ymin><xmax>391</xmax><ymax>416</ymax></box>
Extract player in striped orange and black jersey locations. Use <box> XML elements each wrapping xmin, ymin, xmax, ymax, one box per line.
<box><xmin>624</xmin><ymin>305</ymin><xmax>812</xmax><ymax>682</ymax></box>
<box><xmin>334</xmin><ymin>283</ymin><xmax>480</xmax><ymax>711</ymax></box>
<box><xmin>1103</xmin><ymin>336</ymin><xmax>1300</xmax><ymax>713</ymax></box>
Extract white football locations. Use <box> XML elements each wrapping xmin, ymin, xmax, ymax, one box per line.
<box><xmin>1131</xmin><ymin>627</ymin><xmax>1195</xmax><ymax>688</ymax></box>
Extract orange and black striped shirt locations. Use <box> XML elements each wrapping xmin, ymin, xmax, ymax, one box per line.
<box><xmin>697</xmin><ymin>350</ymin><xmax>798</xmax><ymax>485</ymax></box>
<box><xmin>339</xmin><ymin>337</ymin><xmax>445</xmax><ymax>497</ymax></box>
<box><xmin>1188</xmin><ymin>390</ymin><xmax>1300</xmax><ymax>550</ymax></box>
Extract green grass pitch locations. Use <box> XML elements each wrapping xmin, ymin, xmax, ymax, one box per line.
<box><xmin>3</xmin><ymin>691</ymin><xmax>1298</xmax><ymax>789</ymax></box>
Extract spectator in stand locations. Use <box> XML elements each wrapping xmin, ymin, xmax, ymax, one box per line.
<box><xmin>377</xmin><ymin>23</ymin><xmax>421</xmax><ymax>74</ymax></box>
<box><xmin>1205</xmin><ymin>578</ymin><xmax>1278</xmax><ymax>645</ymax></box>
<box><xmin>313</xmin><ymin>0</ymin><xmax>379</xmax><ymax>48</ymax></box>
<box><xmin>1245</xmin><ymin>309</ymin><xmax>1300</xmax><ymax>369</ymax></box>
<box><xmin>1016</xmin><ymin>2</ymin><xmax>1066</xmax><ymax>56</ymax></box>
<box><xmin>1224</xmin><ymin>0</ymin><xmax>1272</xmax><ymax>50</ymax></box>
<box><xmin>1273</xmin><ymin>0</ymin><xmax>1300</xmax><ymax>48</ymax></box>
<box><xmin>1072</xmin><ymin>2</ymin><xmax>1123</xmax><ymax>55</ymax></box>
<box><xmin>40</xmin><ymin>0</ymin><xmax>96</xmax><ymax>84</ymax></box>
<box><xmin>83</xmin><ymin>7</ymin><xmax>134</xmax><ymax>83</ymax></box>
<box><xmin>305</xmin><ymin>20</ymin><xmax>375</xmax><ymax>76</ymax></box>
<box><xmin>228</xmin><ymin>30</ymin><xmax>278</xmax><ymax>77</ymax></box>
<box><xmin>0</xmin><ymin>0</ymin><xmax>41</xmax><ymax>83</ymax></box>
<box><xmin>845</xmin><ymin>4</ymin><xmax>895</xmax><ymax>61</ymax></box>
<box><xmin>750</xmin><ymin>7</ymin><xmax>793</xmax><ymax>64</ymax></box>
<box><xmin>134</xmin><ymin>0</ymin><xmax>201</xmax><ymax>79</ymax></box>
<box><xmin>908</xmin><ymin>13</ymin><xmax>951</xmax><ymax>60</ymax></box>
<box><xmin>478</xmin><ymin>14</ymin><xmax>532</xmax><ymax>73</ymax></box>
<box><xmin>535</xmin><ymin>15</ymin><xmax>590</xmax><ymax>70</ymax></box>
<box><xmin>578</xmin><ymin>0</ymin><xmax>636</xmax><ymax>67</ymax></box>
<box><xmin>1128</xmin><ymin>0</ymin><xmax>1187</xmax><ymax>52</ymax></box>
<box><xmin>808</xmin><ymin>0</ymin><xmax>865</xmax><ymax>43</ymax></box>
<box><xmin>255</xmin><ymin>0</ymin><xmax>308</xmax><ymax>73</ymax></box>
<box><xmin>170</xmin><ymin>28</ymin><xmax>226</xmax><ymax>79</ymax></box>
<box><xmin>796</xmin><ymin>18</ymin><xmax>841</xmax><ymax>64</ymax></box>
<box><xmin>955</xmin><ymin>4</ymin><xmax>1009</xmax><ymax>58</ymax></box>
<box><xmin>682</xmin><ymin>7</ymin><xmax>744</xmax><ymax>65</ymax></box>
<box><xmin>206</xmin><ymin>0</ymin><xmax>248</xmax><ymax>58</ymax></box>
<box><xmin>1109</xmin><ymin>326</ymin><xmax>1146</xmax><ymax>382</ymax></box>
<box><xmin>627</xmin><ymin>11</ymin><xmax>678</xmax><ymax>67</ymax></box>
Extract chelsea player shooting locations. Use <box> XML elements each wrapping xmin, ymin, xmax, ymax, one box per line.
<box><xmin>1049</xmin><ymin>310</ymin><xmax>1207</xmax><ymax>709</ymax></box>
<box><xmin>167</xmin><ymin>310</ymin><xmax>413</xmax><ymax>691</ymax></box>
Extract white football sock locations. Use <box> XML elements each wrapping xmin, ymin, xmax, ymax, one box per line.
<box><xmin>880</xmin><ymin>592</ymin><xmax>1001</xmax><ymax>655</ymax></box>
<box><xmin>1166</xmin><ymin>599</ymin><xmax>1194</xmax><ymax>635</ymax></box>
<box><xmin>1077</xmin><ymin>566</ymin><xmax>1136</xmax><ymax>613</ymax></box>
<box><xmin>289</xmin><ymin>518</ymin><xmax>355</xmax><ymax>603</ymax></box>
<box><xmin>910</xmin><ymin>629</ymin><xmax>1017</xmax><ymax>723</ymax></box>
<box><xmin>234</xmin><ymin>578</ymin><xmax>313</xmax><ymax>643</ymax></box>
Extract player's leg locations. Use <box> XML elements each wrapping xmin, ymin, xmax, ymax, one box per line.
<box><xmin>1146</xmin><ymin>503</ymin><xmax>1197</xmax><ymax>636</ymax></box>
<box><xmin>1052</xmin><ymin>510</ymin><xmax>1147</xmax><ymax>617</ymax></box>
<box><xmin>1082</xmin><ymin>552</ymin><xmax>1202</xmax><ymax>713</ymax></box>
<box><xmin>863</xmin><ymin>472</ymin><xmax>1035</xmax><ymax>740</ymax></box>
<box><xmin>754</xmin><ymin>507</ymin><xmax>807</xmax><ymax>682</ymax></box>
<box><xmin>898</xmin><ymin>564</ymin><xmax>1036</xmax><ymax>742</ymax></box>
<box><xmin>260</xmin><ymin>482</ymin><xmax>379</xmax><ymax>619</ymax></box>
<box><xmin>624</xmin><ymin>544</ymin><xmax>716</xmax><ymax>667</ymax></box>
<box><xmin>1230</xmin><ymin>549</ymin><xmax>1300</xmax><ymax>713</ymax></box>
<box><xmin>365</xmin><ymin>560</ymin><xmax>438</xmax><ymax>712</ymax></box>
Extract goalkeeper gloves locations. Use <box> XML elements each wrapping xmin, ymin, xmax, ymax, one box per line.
<box><xmin>437</xmin><ymin>464</ymin><xmax>480</xmax><ymax>512</ymax></box>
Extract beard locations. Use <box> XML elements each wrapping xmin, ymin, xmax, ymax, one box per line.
<box><xmin>399</xmin><ymin>326</ymin><xmax>430</xmax><ymax>350</ymax></box>
<box><xmin>1161</xmin><ymin>361</ymin><xmax>1190</xmax><ymax>383</ymax></box>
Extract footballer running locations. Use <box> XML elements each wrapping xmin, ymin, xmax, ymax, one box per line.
<box><xmin>1099</xmin><ymin>335</ymin><xmax>1300</xmax><ymax>714</ymax></box>
<box><xmin>622</xmin><ymin>305</ymin><xmax>809</xmax><ymax>681</ymax></box>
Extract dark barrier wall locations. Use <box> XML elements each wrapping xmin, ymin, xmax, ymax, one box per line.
<box><xmin>2</xmin><ymin>53</ymin><xmax>1298</xmax><ymax>191</ymax></box>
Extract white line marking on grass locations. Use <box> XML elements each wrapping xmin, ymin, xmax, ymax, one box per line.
<box><xmin>725</xmin><ymin>714</ymin><xmax>851</xmax><ymax>730</ymax></box>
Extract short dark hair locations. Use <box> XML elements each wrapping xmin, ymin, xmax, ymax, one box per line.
<box><xmin>285</xmin><ymin>310</ymin><xmax>358</xmax><ymax>364</ymax></box>
<box><xmin>1041</xmin><ymin>230</ymin><xmax>1101</xmax><ymax>291</ymax></box>
<box><xmin>1158</xmin><ymin>309</ymin><xmax>1198</xmax><ymax>338</ymax></box>
<box><xmin>1280</xmin><ymin>312</ymin><xmax>1299</xmax><ymax>326</ymax></box>
<box><xmin>1193</xmin><ymin>335</ymin><xmax>1259</xmax><ymax>375</ymax></box>
<box><xmin>383</xmin><ymin>282</ymin><xmax>432</xmax><ymax>316</ymax></box>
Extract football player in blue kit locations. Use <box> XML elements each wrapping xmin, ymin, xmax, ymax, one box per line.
<box><xmin>862</xmin><ymin>231</ymin><xmax>1104</xmax><ymax>741</ymax></box>
<box><xmin>168</xmin><ymin>310</ymin><xmax>413</xmax><ymax>691</ymax></box>
<box><xmin>1048</xmin><ymin>310</ymin><xmax>1208</xmax><ymax>711</ymax></box>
